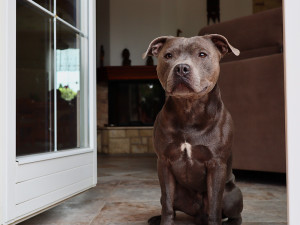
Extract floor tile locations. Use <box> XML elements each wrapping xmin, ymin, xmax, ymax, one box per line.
<box><xmin>90</xmin><ymin>201</ymin><xmax>161</xmax><ymax>225</ymax></box>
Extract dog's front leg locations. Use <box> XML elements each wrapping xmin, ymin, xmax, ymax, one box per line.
<box><xmin>157</xmin><ymin>158</ymin><xmax>176</xmax><ymax>225</ymax></box>
<box><xmin>206</xmin><ymin>159</ymin><xmax>227</xmax><ymax>225</ymax></box>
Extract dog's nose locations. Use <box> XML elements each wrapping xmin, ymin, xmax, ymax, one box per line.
<box><xmin>174</xmin><ymin>64</ymin><xmax>191</xmax><ymax>77</ymax></box>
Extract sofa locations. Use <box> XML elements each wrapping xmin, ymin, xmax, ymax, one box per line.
<box><xmin>199</xmin><ymin>8</ymin><xmax>285</xmax><ymax>173</ymax></box>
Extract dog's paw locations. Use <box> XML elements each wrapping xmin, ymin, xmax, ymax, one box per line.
<box><xmin>148</xmin><ymin>215</ymin><xmax>161</xmax><ymax>225</ymax></box>
<box><xmin>208</xmin><ymin>222</ymin><xmax>221</xmax><ymax>225</ymax></box>
<box><xmin>222</xmin><ymin>217</ymin><xmax>242</xmax><ymax>225</ymax></box>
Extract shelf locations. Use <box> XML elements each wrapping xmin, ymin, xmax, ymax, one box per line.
<box><xmin>97</xmin><ymin>66</ymin><xmax>158</xmax><ymax>81</ymax></box>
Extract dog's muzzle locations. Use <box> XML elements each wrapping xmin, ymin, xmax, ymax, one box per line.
<box><xmin>174</xmin><ymin>64</ymin><xmax>191</xmax><ymax>77</ymax></box>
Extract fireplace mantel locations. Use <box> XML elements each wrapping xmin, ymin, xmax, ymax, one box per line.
<box><xmin>97</xmin><ymin>66</ymin><xmax>158</xmax><ymax>81</ymax></box>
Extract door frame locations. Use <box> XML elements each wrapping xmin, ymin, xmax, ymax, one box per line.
<box><xmin>0</xmin><ymin>0</ymin><xmax>97</xmax><ymax>224</ymax></box>
<box><xmin>0</xmin><ymin>0</ymin><xmax>17</xmax><ymax>223</ymax></box>
<box><xmin>283</xmin><ymin>1</ymin><xmax>300</xmax><ymax>225</ymax></box>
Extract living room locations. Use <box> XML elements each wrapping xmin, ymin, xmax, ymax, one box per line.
<box><xmin>2</xmin><ymin>0</ymin><xmax>299</xmax><ymax>224</ymax></box>
<box><xmin>96</xmin><ymin>0</ymin><xmax>284</xmax><ymax>173</ymax></box>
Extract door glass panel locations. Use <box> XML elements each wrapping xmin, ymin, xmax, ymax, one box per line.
<box><xmin>56</xmin><ymin>21</ymin><xmax>88</xmax><ymax>150</ymax></box>
<box><xmin>33</xmin><ymin>0</ymin><xmax>53</xmax><ymax>12</ymax></box>
<box><xmin>16</xmin><ymin>0</ymin><xmax>54</xmax><ymax>156</ymax></box>
<box><xmin>56</xmin><ymin>0</ymin><xmax>80</xmax><ymax>28</ymax></box>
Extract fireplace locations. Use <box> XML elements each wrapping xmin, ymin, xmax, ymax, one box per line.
<box><xmin>97</xmin><ymin>66</ymin><xmax>165</xmax><ymax>154</ymax></box>
<box><xmin>96</xmin><ymin>66</ymin><xmax>165</xmax><ymax>127</ymax></box>
<box><xmin>109</xmin><ymin>79</ymin><xmax>165</xmax><ymax>126</ymax></box>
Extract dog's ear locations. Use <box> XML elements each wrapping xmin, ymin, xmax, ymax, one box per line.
<box><xmin>205</xmin><ymin>34</ymin><xmax>240</xmax><ymax>57</ymax></box>
<box><xmin>143</xmin><ymin>36</ymin><xmax>173</xmax><ymax>59</ymax></box>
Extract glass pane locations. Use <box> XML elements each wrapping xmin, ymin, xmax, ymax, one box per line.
<box><xmin>56</xmin><ymin>22</ymin><xmax>88</xmax><ymax>150</ymax></box>
<box><xmin>56</xmin><ymin>0</ymin><xmax>80</xmax><ymax>28</ymax></box>
<box><xmin>16</xmin><ymin>0</ymin><xmax>54</xmax><ymax>156</ymax></box>
<box><xmin>33</xmin><ymin>0</ymin><xmax>53</xmax><ymax>12</ymax></box>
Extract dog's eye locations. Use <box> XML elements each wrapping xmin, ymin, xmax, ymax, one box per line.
<box><xmin>164</xmin><ymin>53</ymin><xmax>172</xmax><ymax>59</ymax></box>
<box><xmin>198</xmin><ymin>52</ymin><xmax>207</xmax><ymax>58</ymax></box>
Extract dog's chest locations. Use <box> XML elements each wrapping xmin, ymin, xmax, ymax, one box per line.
<box><xmin>164</xmin><ymin>136</ymin><xmax>213</xmax><ymax>162</ymax></box>
<box><xmin>166</xmin><ymin>140</ymin><xmax>213</xmax><ymax>190</ymax></box>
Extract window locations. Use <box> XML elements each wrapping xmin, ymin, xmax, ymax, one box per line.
<box><xmin>16</xmin><ymin>0</ymin><xmax>89</xmax><ymax>156</ymax></box>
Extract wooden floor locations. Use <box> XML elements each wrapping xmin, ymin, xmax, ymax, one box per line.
<box><xmin>19</xmin><ymin>155</ymin><xmax>287</xmax><ymax>225</ymax></box>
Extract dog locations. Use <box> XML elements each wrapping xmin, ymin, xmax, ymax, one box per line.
<box><xmin>143</xmin><ymin>34</ymin><xmax>243</xmax><ymax>225</ymax></box>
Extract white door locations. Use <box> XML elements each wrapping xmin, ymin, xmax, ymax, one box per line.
<box><xmin>0</xmin><ymin>0</ymin><xmax>97</xmax><ymax>224</ymax></box>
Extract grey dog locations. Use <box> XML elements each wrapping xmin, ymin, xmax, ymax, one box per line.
<box><xmin>143</xmin><ymin>35</ymin><xmax>243</xmax><ymax>225</ymax></box>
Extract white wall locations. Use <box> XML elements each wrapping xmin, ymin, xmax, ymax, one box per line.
<box><xmin>159</xmin><ymin>0</ymin><xmax>178</xmax><ymax>36</ymax></box>
<box><xmin>220</xmin><ymin>0</ymin><xmax>253</xmax><ymax>22</ymax></box>
<box><xmin>109</xmin><ymin>0</ymin><xmax>162</xmax><ymax>66</ymax></box>
<box><xmin>176</xmin><ymin>0</ymin><xmax>207</xmax><ymax>37</ymax></box>
<box><xmin>96</xmin><ymin>0</ymin><xmax>110</xmax><ymax>67</ymax></box>
<box><xmin>96</xmin><ymin>0</ymin><xmax>252</xmax><ymax>66</ymax></box>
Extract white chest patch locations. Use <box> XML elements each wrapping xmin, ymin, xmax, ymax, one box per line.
<box><xmin>180</xmin><ymin>142</ymin><xmax>192</xmax><ymax>159</ymax></box>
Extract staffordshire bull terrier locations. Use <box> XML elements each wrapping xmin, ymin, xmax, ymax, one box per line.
<box><xmin>143</xmin><ymin>34</ymin><xmax>243</xmax><ymax>225</ymax></box>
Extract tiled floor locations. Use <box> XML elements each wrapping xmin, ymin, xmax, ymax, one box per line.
<box><xmin>20</xmin><ymin>155</ymin><xmax>287</xmax><ymax>225</ymax></box>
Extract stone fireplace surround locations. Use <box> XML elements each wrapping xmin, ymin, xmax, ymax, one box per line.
<box><xmin>97</xmin><ymin>66</ymin><xmax>158</xmax><ymax>155</ymax></box>
<box><xmin>97</xmin><ymin>126</ymin><xmax>154</xmax><ymax>154</ymax></box>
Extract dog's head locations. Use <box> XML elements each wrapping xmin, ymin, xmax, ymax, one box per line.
<box><xmin>143</xmin><ymin>35</ymin><xmax>239</xmax><ymax>98</ymax></box>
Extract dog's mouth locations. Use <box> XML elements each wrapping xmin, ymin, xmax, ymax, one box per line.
<box><xmin>171</xmin><ymin>78</ymin><xmax>194</xmax><ymax>93</ymax></box>
<box><xmin>199</xmin><ymin>85</ymin><xmax>208</xmax><ymax>93</ymax></box>
<box><xmin>169</xmin><ymin>82</ymin><xmax>210</xmax><ymax>97</ymax></box>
